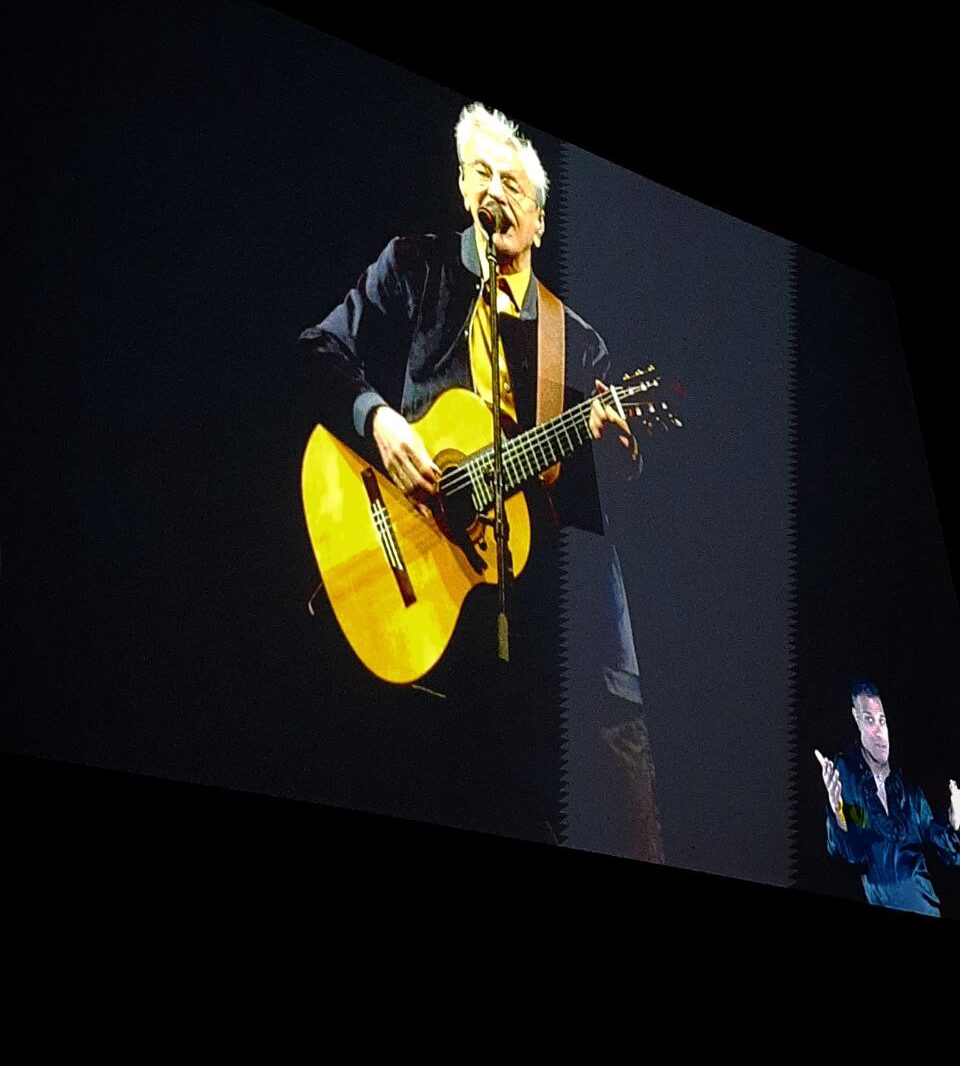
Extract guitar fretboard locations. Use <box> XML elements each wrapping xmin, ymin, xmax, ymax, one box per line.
<box><xmin>441</xmin><ymin>395</ymin><xmax>599</xmax><ymax>510</ymax></box>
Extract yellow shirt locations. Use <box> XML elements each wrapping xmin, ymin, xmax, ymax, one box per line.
<box><xmin>469</xmin><ymin>263</ymin><xmax>529</xmax><ymax>425</ymax></box>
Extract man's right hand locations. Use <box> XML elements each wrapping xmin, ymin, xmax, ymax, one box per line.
<box><xmin>815</xmin><ymin>749</ymin><xmax>846</xmax><ymax>830</ymax></box>
<box><xmin>371</xmin><ymin>406</ymin><xmax>440</xmax><ymax>497</ymax></box>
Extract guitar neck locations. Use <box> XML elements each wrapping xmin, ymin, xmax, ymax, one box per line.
<box><xmin>458</xmin><ymin>396</ymin><xmax>599</xmax><ymax>507</ymax></box>
<box><xmin>439</xmin><ymin>369</ymin><xmax>677</xmax><ymax>511</ymax></box>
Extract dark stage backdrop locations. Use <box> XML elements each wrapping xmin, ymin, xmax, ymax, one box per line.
<box><xmin>5</xmin><ymin>0</ymin><xmax>959</xmax><ymax>917</ymax></box>
<box><xmin>561</xmin><ymin>160</ymin><xmax>793</xmax><ymax>882</ymax></box>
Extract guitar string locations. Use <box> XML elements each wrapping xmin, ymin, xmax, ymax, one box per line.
<box><xmin>438</xmin><ymin>396</ymin><xmax>596</xmax><ymax>498</ymax></box>
<box><xmin>436</xmin><ymin>381</ymin><xmax>660</xmax><ymax>498</ymax></box>
<box><xmin>373</xmin><ymin>501</ymin><xmax>402</xmax><ymax>570</ymax></box>
<box><xmin>438</xmin><ymin>386</ymin><xmax>663</xmax><ymax>501</ymax></box>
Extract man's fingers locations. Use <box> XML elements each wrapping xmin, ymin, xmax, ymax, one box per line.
<box><xmin>373</xmin><ymin>407</ymin><xmax>439</xmax><ymax>494</ymax></box>
<box><xmin>610</xmin><ymin>413</ymin><xmax>630</xmax><ymax>437</ymax></box>
<box><xmin>813</xmin><ymin>751</ymin><xmax>845</xmax><ymax>818</ymax></box>
<box><xmin>389</xmin><ymin>455</ymin><xmax>420</xmax><ymax>493</ymax></box>
<box><xmin>588</xmin><ymin>399</ymin><xmax>603</xmax><ymax>440</ymax></box>
<box><xmin>815</xmin><ymin>750</ymin><xmax>841</xmax><ymax>801</ymax></box>
<box><xmin>400</xmin><ymin>463</ymin><xmax>436</xmax><ymax>496</ymax></box>
<box><xmin>829</xmin><ymin>770</ymin><xmax>843</xmax><ymax>810</ymax></box>
<box><xmin>391</xmin><ymin>466</ymin><xmax>410</xmax><ymax>493</ymax></box>
<box><xmin>390</xmin><ymin>470</ymin><xmax>433</xmax><ymax>517</ymax></box>
<box><xmin>398</xmin><ymin>445</ymin><xmax>439</xmax><ymax>495</ymax></box>
<box><xmin>589</xmin><ymin>395</ymin><xmax>636</xmax><ymax>453</ymax></box>
<box><xmin>408</xmin><ymin>438</ymin><xmax>440</xmax><ymax>476</ymax></box>
<box><xmin>411</xmin><ymin>446</ymin><xmax>441</xmax><ymax>488</ymax></box>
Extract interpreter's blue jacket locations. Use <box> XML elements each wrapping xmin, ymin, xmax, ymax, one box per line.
<box><xmin>827</xmin><ymin>749</ymin><xmax>960</xmax><ymax>916</ymax></box>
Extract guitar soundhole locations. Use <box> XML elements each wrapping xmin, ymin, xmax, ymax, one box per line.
<box><xmin>436</xmin><ymin>462</ymin><xmax>480</xmax><ymax>538</ymax></box>
<box><xmin>434</xmin><ymin>451</ymin><xmax>490</xmax><ymax>575</ymax></box>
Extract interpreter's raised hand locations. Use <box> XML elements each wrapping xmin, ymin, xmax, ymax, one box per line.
<box><xmin>371</xmin><ymin>406</ymin><xmax>440</xmax><ymax>499</ymax></box>
<box><xmin>949</xmin><ymin>778</ymin><xmax>959</xmax><ymax>832</ymax></box>
<box><xmin>815</xmin><ymin>749</ymin><xmax>846</xmax><ymax>830</ymax></box>
<box><xmin>589</xmin><ymin>379</ymin><xmax>639</xmax><ymax>463</ymax></box>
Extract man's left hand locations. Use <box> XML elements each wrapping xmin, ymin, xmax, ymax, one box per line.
<box><xmin>949</xmin><ymin>778</ymin><xmax>959</xmax><ymax>831</ymax></box>
<box><xmin>589</xmin><ymin>379</ymin><xmax>639</xmax><ymax>464</ymax></box>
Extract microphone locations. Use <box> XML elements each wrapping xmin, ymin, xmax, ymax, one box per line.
<box><xmin>478</xmin><ymin>202</ymin><xmax>505</xmax><ymax>235</ymax></box>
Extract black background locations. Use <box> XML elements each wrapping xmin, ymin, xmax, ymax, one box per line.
<box><xmin>6</xmin><ymin>1</ymin><xmax>958</xmax><ymax>1051</ymax></box>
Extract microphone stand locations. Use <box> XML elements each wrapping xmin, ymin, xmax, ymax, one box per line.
<box><xmin>483</xmin><ymin>221</ymin><xmax>511</xmax><ymax>663</ymax></box>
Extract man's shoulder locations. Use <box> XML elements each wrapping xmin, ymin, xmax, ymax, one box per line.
<box><xmin>380</xmin><ymin>232</ymin><xmax>461</xmax><ymax>269</ymax></box>
<box><xmin>892</xmin><ymin>767</ymin><xmax>927</xmax><ymax>804</ymax></box>
<box><xmin>360</xmin><ymin>233</ymin><xmax>463</xmax><ymax>294</ymax></box>
<box><xmin>834</xmin><ymin>750</ymin><xmax>867</xmax><ymax>782</ymax></box>
<box><xmin>563</xmin><ymin>300</ymin><xmax>598</xmax><ymax>333</ymax></box>
<box><xmin>547</xmin><ymin>292</ymin><xmax>605</xmax><ymax>357</ymax></box>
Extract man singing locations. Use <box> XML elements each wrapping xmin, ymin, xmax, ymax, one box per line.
<box><xmin>816</xmin><ymin>681</ymin><xmax>960</xmax><ymax>916</ymax></box>
<box><xmin>300</xmin><ymin>103</ymin><xmax>662</xmax><ymax>856</ymax></box>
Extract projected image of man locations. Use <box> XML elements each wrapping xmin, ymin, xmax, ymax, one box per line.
<box><xmin>815</xmin><ymin>681</ymin><xmax>960</xmax><ymax>917</ymax></box>
<box><xmin>299</xmin><ymin>103</ymin><xmax>663</xmax><ymax>855</ymax></box>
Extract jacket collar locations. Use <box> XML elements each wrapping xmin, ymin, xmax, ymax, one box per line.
<box><xmin>850</xmin><ymin>746</ymin><xmax>900</xmax><ymax>784</ymax></box>
<box><xmin>459</xmin><ymin>227</ymin><xmax>539</xmax><ymax>322</ymax></box>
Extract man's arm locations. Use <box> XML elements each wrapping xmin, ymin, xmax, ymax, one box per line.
<box><xmin>919</xmin><ymin>780</ymin><xmax>960</xmax><ymax>866</ymax></box>
<box><xmin>299</xmin><ymin>236</ymin><xmax>417</xmax><ymax>440</ymax></box>
<box><xmin>570</xmin><ymin>319</ymin><xmax>639</xmax><ymax>466</ymax></box>
<box><xmin>552</xmin><ymin>316</ymin><xmax>640</xmax><ymax>529</ymax></box>
<box><xmin>370</xmin><ymin>405</ymin><xmax>438</xmax><ymax>498</ymax></box>
<box><xmin>299</xmin><ymin>237</ymin><xmax>437</xmax><ymax>495</ymax></box>
<box><xmin>815</xmin><ymin>749</ymin><xmax>846</xmax><ymax>830</ymax></box>
<box><xmin>816</xmin><ymin>751</ymin><xmax>873</xmax><ymax>865</ymax></box>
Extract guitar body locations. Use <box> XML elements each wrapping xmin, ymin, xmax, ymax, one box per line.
<box><xmin>302</xmin><ymin>388</ymin><xmax>531</xmax><ymax>685</ymax></box>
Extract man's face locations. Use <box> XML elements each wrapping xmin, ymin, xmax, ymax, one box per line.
<box><xmin>853</xmin><ymin>695</ymin><xmax>890</xmax><ymax>765</ymax></box>
<box><xmin>458</xmin><ymin>128</ymin><xmax>544</xmax><ymax>270</ymax></box>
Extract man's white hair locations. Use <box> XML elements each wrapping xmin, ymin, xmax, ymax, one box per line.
<box><xmin>455</xmin><ymin>102</ymin><xmax>549</xmax><ymax>208</ymax></box>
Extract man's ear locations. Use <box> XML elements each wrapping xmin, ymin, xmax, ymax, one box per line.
<box><xmin>533</xmin><ymin>209</ymin><xmax>545</xmax><ymax>248</ymax></box>
<box><xmin>458</xmin><ymin>166</ymin><xmax>471</xmax><ymax>213</ymax></box>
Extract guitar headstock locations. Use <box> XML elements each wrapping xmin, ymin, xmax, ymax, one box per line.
<box><xmin>613</xmin><ymin>365</ymin><xmax>684</xmax><ymax>438</ymax></box>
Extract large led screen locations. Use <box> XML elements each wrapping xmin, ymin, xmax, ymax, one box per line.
<box><xmin>5</xmin><ymin>0</ymin><xmax>958</xmax><ymax>921</ymax></box>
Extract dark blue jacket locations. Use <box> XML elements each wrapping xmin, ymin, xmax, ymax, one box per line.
<box><xmin>299</xmin><ymin>229</ymin><xmax>608</xmax><ymax>440</ymax></box>
<box><xmin>826</xmin><ymin>749</ymin><xmax>960</xmax><ymax>916</ymax></box>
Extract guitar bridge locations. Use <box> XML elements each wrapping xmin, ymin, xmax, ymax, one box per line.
<box><xmin>362</xmin><ymin>467</ymin><xmax>416</xmax><ymax>607</ymax></box>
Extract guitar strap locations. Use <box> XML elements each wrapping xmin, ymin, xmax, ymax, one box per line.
<box><xmin>535</xmin><ymin>279</ymin><xmax>565</xmax><ymax>485</ymax></box>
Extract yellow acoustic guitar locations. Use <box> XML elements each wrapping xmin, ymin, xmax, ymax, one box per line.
<box><xmin>301</xmin><ymin>368</ymin><xmax>680</xmax><ymax>684</ymax></box>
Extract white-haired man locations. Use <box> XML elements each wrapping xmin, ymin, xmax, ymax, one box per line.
<box><xmin>300</xmin><ymin>103</ymin><xmax>661</xmax><ymax>855</ymax></box>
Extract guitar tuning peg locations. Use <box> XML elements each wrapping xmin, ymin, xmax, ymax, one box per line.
<box><xmin>622</xmin><ymin>372</ymin><xmax>630</xmax><ymax>381</ymax></box>
<box><xmin>647</xmin><ymin>363</ymin><xmax>655</xmax><ymax>373</ymax></box>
